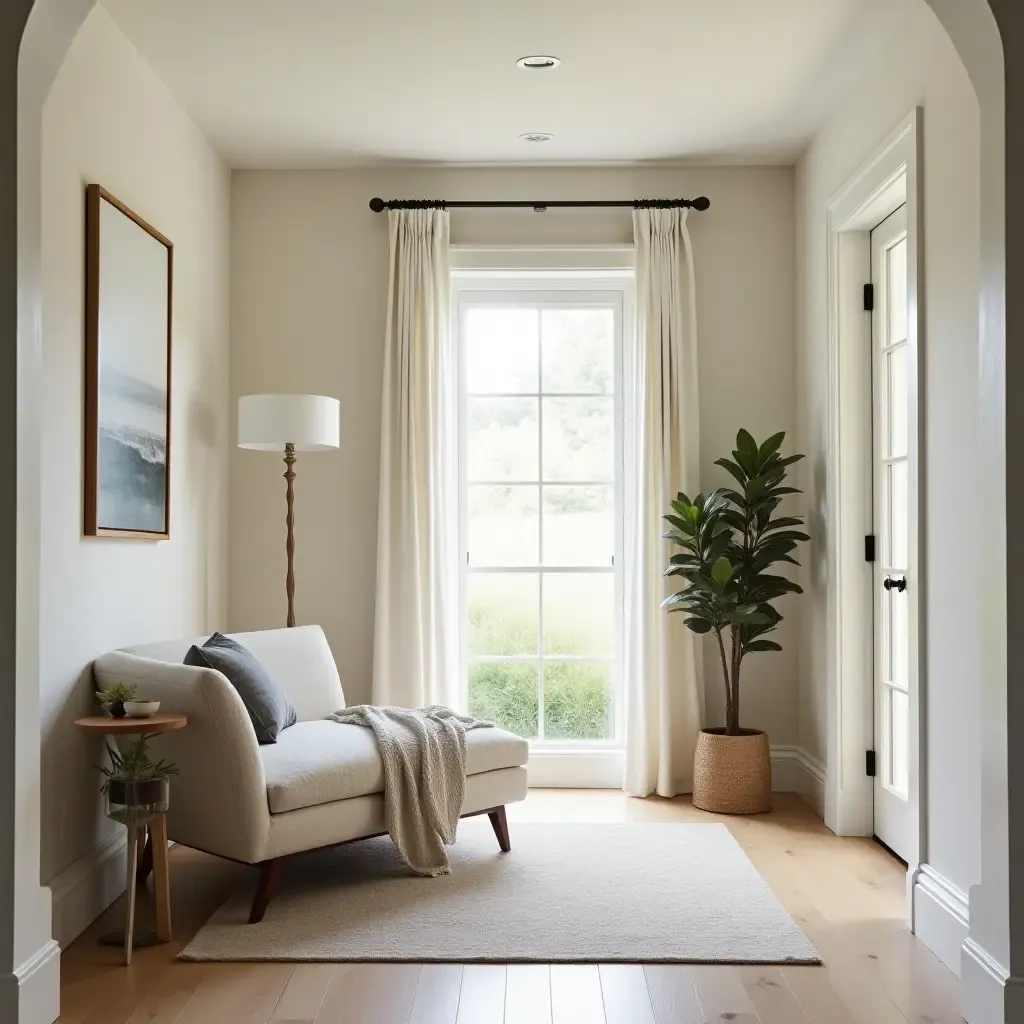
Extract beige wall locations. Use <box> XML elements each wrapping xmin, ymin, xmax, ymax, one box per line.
<box><xmin>229</xmin><ymin>164</ymin><xmax>799</xmax><ymax>739</ymax></box>
<box><xmin>796</xmin><ymin>2</ymin><xmax>981</xmax><ymax>899</ymax></box>
<box><xmin>39</xmin><ymin>7</ymin><xmax>230</xmax><ymax>943</ymax></box>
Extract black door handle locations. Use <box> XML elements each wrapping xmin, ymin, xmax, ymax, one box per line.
<box><xmin>883</xmin><ymin>576</ymin><xmax>907</xmax><ymax>593</ymax></box>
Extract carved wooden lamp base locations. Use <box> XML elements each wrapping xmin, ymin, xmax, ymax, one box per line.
<box><xmin>237</xmin><ymin>394</ymin><xmax>341</xmax><ymax>630</ymax></box>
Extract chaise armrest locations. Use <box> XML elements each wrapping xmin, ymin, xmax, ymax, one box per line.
<box><xmin>92</xmin><ymin>651</ymin><xmax>272</xmax><ymax>864</ymax></box>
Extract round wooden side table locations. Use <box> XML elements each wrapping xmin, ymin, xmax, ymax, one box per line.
<box><xmin>75</xmin><ymin>713</ymin><xmax>187</xmax><ymax>964</ymax></box>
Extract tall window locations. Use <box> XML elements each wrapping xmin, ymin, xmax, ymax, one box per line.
<box><xmin>455</xmin><ymin>276</ymin><xmax>628</xmax><ymax>747</ymax></box>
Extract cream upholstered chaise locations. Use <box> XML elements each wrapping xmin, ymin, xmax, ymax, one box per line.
<box><xmin>92</xmin><ymin>625</ymin><xmax>529</xmax><ymax>922</ymax></box>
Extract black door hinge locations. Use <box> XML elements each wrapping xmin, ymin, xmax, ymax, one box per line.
<box><xmin>866</xmin><ymin>750</ymin><xmax>877</xmax><ymax>777</ymax></box>
<box><xmin>865</xmin><ymin>535</ymin><xmax>876</xmax><ymax>563</ymax></box>
<box><xmin>864</xmin><ymin>283</ymin><xmax>875</xmax><ymax>311</ymax></box>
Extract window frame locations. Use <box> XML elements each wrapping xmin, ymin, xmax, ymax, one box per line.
<box><xmin>451</xmin><ymin>268</ymin><xmax>634</xmax><ymax>753</ymax></box>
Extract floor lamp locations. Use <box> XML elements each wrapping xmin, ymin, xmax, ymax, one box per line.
<box><xmin>238</xmin><ymin>394</ymin><xmax>340</xmax><ymax>627</ymax></box>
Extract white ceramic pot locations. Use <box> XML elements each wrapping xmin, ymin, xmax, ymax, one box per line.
<box><xmin>124</xmin><ymin>700</ymin><xmax>160</xmax><ymax>718</ymax></box>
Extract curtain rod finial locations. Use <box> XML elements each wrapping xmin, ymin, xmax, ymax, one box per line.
<box><xmin>369</xmin><ymin>197</ymin><xmax>386</xmax><ymax>213</ymax></box>
<box><xmin>692</xmin><ymin>196</ymin><xmax>711</xmax><ymax>212</ymax></box>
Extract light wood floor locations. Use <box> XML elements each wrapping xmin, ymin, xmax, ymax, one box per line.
<box><xmin>58</xmin><ymin>791</ymin><xmax>962</xmax><ymax>1024</ymax></box>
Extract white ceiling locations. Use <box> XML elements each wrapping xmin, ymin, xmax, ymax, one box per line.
<box><xmin>101</xmin><ymin>0</ymin><xmax>908</xmax><ymax>168</ymax></box>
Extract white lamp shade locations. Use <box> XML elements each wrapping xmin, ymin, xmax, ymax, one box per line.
<box><xmin>237</xmin><ymin>394</ymin><xmax>340</xmax><ymax>452</ymax></box>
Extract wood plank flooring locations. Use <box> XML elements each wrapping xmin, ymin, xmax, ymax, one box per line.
<box><xmin>57</xmin><ymin>791</ymin><xmax>962</xmax><ymax>1023</ymax></box>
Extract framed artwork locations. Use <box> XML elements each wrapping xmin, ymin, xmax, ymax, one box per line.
<box><xmin>84</xmin><ymin>184</ymin><xmax>173</xmax><ymax>539</ymax></box>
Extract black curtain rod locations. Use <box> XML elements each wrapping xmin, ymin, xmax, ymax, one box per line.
<box><xmin>368</xmin><ymin>196</ymin><xmax>710</xmax><ymax>213</ymax></box>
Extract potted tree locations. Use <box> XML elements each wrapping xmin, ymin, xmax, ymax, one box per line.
<box><xmin>663</xmin><ymin>429</ymin><xmax>808</xmax><ymax>813</ymax></box>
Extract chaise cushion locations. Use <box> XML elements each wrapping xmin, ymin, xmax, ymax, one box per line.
<box><xmin>260</xmin><ymin>720</ymin><xmax>529</xmax><ymax>814</ymax></box>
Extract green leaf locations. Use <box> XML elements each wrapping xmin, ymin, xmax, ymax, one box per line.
<box><xmin>736</xmin><ymin>429</ymin><xmax>759</xmax><ymax>462</ymax></box>
<box><xmin>724</xmin><ymin>610</ymin><xmax>773</xmax><ymax>626</ymax></box>
<box><xmin>732</xmin><ymin>448</ymin><xmax>756</xmax><ymax>478</ymax></box>
<box><xmin>759</xmin><ymin>432</ymin><xmax>786</xmax><ymax>460</ymax></box>
<box><xmin>744</xmin><ymin>640</ymin><xmax>783</xmax><ymax>653</ymax></box>
<box><xmin>711</xmin><ymin>556</ymin><xmax>734</xmax><ymax>586</ymax></box>
<box><xmin>684</xmin><ymin>617</ymin><xmax>714</xmax><ymax>633</ymax></box>
<box><xmin>756</xmin><ymin>530</ymin><xmax>810</xmax><ymax>547</ymax></box>
<box><xmin>762</xmin><ymin>517</ymin><xmax>805</xmax><ymax>532</ymax></box>
<box><xmin>714</xmin><ymin>458</ymin><xmax>748</xmax><ymax>488</ymax></box>
<box><xmin>664</xmin><ymin>514</ymin><xmax>695</xmax><ymax>535</ymax></box>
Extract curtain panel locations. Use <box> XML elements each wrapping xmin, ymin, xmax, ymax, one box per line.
<box><xmin>624</xmin><ymin>207</ymin><xmax>704</xmax><ymax>797</ymax></box>
<box><xmin>372</xmin><ymin>209</ymin><xmax>458</xmax><ymax>709</ymax></box>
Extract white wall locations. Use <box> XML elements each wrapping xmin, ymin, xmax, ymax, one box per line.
<box><xmin>229</xmin><ymin>164</ymin><xmax>799</xmax><ymax>743</ymax></box>
<box><xmin>796</xmin><ymin>1</ymin><xmax>981</xmax><ymax>967</ymax></box>
<box><xmin>40</xmin><ymin>7</ymin><xmax>230</xmax><ymax>945</ymax></box>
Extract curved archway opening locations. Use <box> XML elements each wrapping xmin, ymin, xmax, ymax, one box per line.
<box><xmin>6</xmin><ymin>3</ymin><xmax>1016</xmax><ymax>1022</ymax></box>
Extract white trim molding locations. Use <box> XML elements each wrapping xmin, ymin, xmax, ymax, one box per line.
<box><xmin>0</xmin><ymin>940</ymin><xmax>60</xmax><ymax>1024</ymax></box>
<box><xmin>527</xmin><ymin>745</ymin><xmax>826</xmax><ymax>801</ymax></box>
<box><xmin>823</xmin><ymin>109</ymin><xmax>924</xmax><ymax>864</ymax></box>
<box><xmin>962</xmin><ymin>936</ymin><xmax>1024</xmax><ymax>1024</ymax></box>
<box><xmin>770</xmin><ymin>746</ymin><xmax>827</xmax><ymax>815</ymax></box>
<box><xmin>48</xmin><ymin>828</ymin><xmax>127</xmax><ymax>949</ymax></box>
<box><xmin>912</xmin><ymin>864</ymin><xmax>970</xmax><ymax>976</ymax></box>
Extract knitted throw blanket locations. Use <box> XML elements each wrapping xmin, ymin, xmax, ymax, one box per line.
<box><xmin>326</xmin><ymin>705</ymin><xmax>492</xmax><ymax>876</ymax></box>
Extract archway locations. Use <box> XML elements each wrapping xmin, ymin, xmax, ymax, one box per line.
<box><xmin>1</xmin><ymin>1</ymin><xmax>1015</xmax><ymax>1020</ymax></box>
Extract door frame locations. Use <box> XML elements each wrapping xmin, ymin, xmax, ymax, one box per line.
<box><xmin>823</xmin><ymin>110</ymin><xmax>924</xmax><ymax>889</ymax></box>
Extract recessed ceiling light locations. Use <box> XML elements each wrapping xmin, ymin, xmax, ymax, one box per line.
<box><xmin>516</xmin><ymin>55</ymin><xmax>561</xmax><ymax>70</ymax></box>
<box><xmin>520</xmin><ymin>133</ymin><xmax>554</xmax><ymax>143</ymax></box>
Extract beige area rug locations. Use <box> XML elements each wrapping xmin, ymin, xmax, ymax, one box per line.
<box><xmin>180</xmin><ymin>821</ymin><xmax>820</xmax><ymax>964</ymax></box>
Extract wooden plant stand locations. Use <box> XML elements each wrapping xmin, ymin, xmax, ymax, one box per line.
<box><xmin>74</xmin><ymin>713</ymin><xmax>187</xmax><ymax>964</ymax></box>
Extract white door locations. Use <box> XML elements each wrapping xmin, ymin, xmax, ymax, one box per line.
<box><xmin>871</xmin><ymin>205</ymin><xmax>913</xmax><ymax>860</ymax></box>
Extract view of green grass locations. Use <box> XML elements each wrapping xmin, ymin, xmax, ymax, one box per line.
<box><xmin>467</xmin><ymin>576</ymin><xmax>613</xmax><ymax>740</ymax></box>
<box><xmin>468</xmin><ymin>661</ymin><xmax>612</xmax><ymax>741</ymax></box>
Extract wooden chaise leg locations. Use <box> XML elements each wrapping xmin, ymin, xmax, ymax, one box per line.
<box><xmin>488</xmin><ymin>806</ymin><xmax>511</xmax><ymax>853</ymax></box>
<box><xmin>249</xmin><ymin>858</ymin><xmax>284</xmax><ymax>924</ymax></box>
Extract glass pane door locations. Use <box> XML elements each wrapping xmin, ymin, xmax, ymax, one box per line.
<box><xmin>872</xmin><ymin>206</ymin><xmax>913</xmax><ymax>860</ymax></box>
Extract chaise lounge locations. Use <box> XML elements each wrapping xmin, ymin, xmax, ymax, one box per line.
<box><xmin>92</xmin><ymin>625</ymin><xmax>529</xmax><ymax>921</ymax></box>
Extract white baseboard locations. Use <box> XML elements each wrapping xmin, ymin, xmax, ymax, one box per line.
<box><xmin>769</xmin><ymin>745</ymin><xmax>826</xmax><ymax>813</ymax></box>
<box><xmin>913</xmin><ymin>864</ymin><xmax>969</xmax><ymax>976</ymax></box>
<box><xmin>527</xmin><ymin>745</ymin><xmax>827</xmax><ymax>804</ymax></box>
<box><xmin>0</xmin><ymin>940</ymin><xmax>61</xmax><ymax>1024</ymax></box>
<box><xmin>961</xmin><ymin>935</ymin><xmax>1024</xmax><ymax>1024</ymax></box>
<box><xmin>48</xmin><ymin>828</ymin><xmax>127</xmax><ymax>949</ymax></box>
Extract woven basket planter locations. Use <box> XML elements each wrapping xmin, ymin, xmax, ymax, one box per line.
<box><xmin>692</xmin><ymin>728</ymin><xmax>772</xmax><ymax>815</ymax></box>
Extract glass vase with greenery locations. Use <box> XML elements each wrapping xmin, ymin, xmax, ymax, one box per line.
<box><xmin>663</xmin><ymin>430</ymin><xmax>809</xmax><ymax>736</ymax></box>
<box><xmin>97</xmin><ymin>734</ymin><xmax>178</xmax><ymax>821</ymax></box>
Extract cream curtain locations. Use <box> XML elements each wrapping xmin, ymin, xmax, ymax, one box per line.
<box><xmin>624</xmin><ymin>207</ymin><xmax>704</xmax><ymax>797</ymax></box>
<box><xmin>372</xmin><ymin>208</ymin><xmax>458</xmax><ymax>709</ymax></box>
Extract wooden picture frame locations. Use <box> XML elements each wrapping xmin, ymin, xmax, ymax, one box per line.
<box><xmin>84</xmin><ymin>184</ymin><xmax>173</xmax><ymax>539</ymax></box>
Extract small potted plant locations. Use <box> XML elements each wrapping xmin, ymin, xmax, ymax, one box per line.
<box><xmin>97</xmin><ymin>734</ymin><xmax>178</xmax><ymax>822</ymax></box>
<box><xmin>95</xmin><ymin>681</ymin><xmax>138</xmax><ymax>719</ymax></box>
<box><xmin>663</xmin><ymin>429</ymin><xmax>808</xmax><ymax>814</ymax></box>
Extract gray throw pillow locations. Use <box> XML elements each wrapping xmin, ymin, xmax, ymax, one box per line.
<box><xmin>184</xmin><ymin>633</ymin><xmax>297</xmax><ymax>744</ymax></box>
